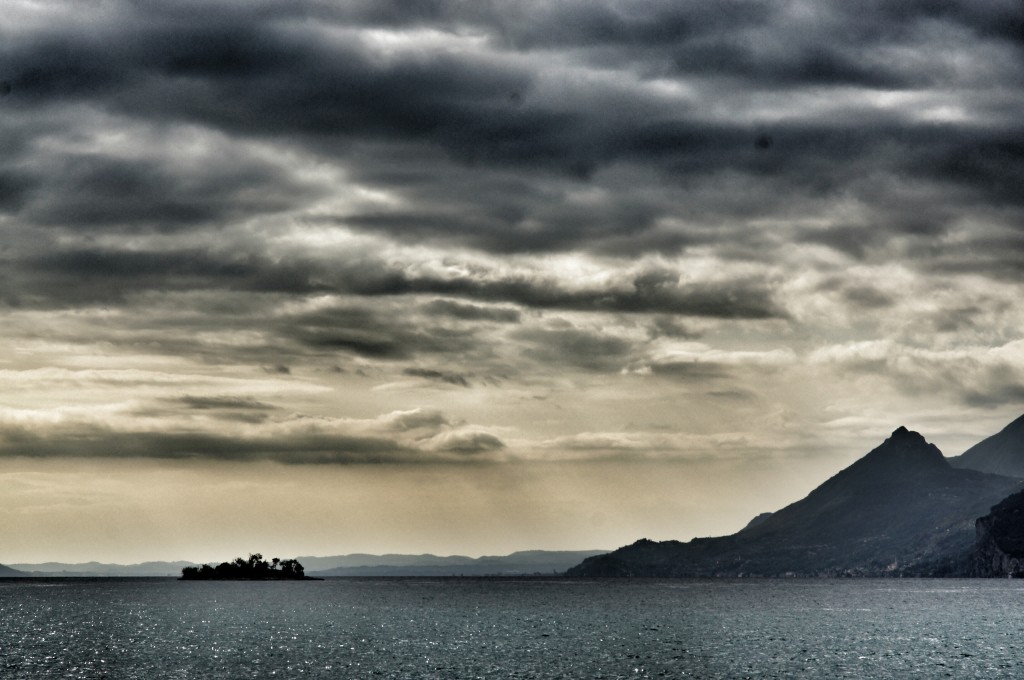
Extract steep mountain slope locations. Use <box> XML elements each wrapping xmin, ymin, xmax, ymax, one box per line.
<box><xmin>949</xmin><ymin>414</ymin><xmax>1024</xmax><ymax>478</ymax></box>
<box><xmin>568</xmin><ymin>427</ymin><xmax>1022</xmax><ymax>577</ymax></box>
<box><xmin>973</xmin><ymin>488</ymin><xmax>1024</xmax><ymax>577</ymax></box>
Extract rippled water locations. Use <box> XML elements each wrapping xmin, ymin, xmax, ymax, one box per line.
<box><xmin>2</xmin><ymin>577</ymin><xmax>1024</xmax><ymax>678</ymax></box>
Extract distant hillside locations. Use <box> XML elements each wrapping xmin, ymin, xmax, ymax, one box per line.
<box><xmin>949</xmin><ymin>414</ymin><xmax>1024</xmax><ymax>478</ymax></box>
<box><xmin>9</xmin><ymin>561</ymin><xmax>196</xmax><ymax>577</ymax></box>
<box><xmin>0</xmin><ymin>563</ymin><xmax>25</xmax><ymax>577</ymax></box>
<box><xmin>568</xmin><ymin>427</ymin><xmax>1022</xmax><ymax>577</ymax></box>
<box><xmin>5</xmin><ymin>551</ymin><xmax>608</xmax><ymax>578</ymax></box>
<box><xmin>308</xmin><ymin>550</ymin><xmax>608</xmax><ymax>577</ymax></box>
<box><xmin>296</xmin><ymin>553</ymin><xmax>477</xmax><ymax>572</ymax></box>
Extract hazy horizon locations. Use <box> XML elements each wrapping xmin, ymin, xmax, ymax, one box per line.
<box><xmin>2</xmin><ymin>0</ymin><xmax>1023</xmax><ymax>564</ymax></box>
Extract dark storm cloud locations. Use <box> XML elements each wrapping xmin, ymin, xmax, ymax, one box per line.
<box><xmin>841</xmin><ymin>286</ymin><xmax>894</xmax><ymax>310</ymax></box>
<box><xmin>18</xmin><ymin>248</ymin><xmax>327</xmax><ymax>306</ymax></box>
<box><xmin>422</xmin><ymin>299</ymin><xmax>521</xmax><ymax>323</ymax></box>
<box><xmin>918</xmin><ymin>232</ymin><xmax>1024</xmax><ymax>281</ymax></box>
<box><xmin>513</xmin><ymin>326</ymin><xmax>635</xmax><ymax>372</ymax></box>
<box><xmin>320</xmin><ymin>261</ymin><xmax>784</xmax><ymax>318</ymax></box>
<box><xmin>331</xmin><ymin>0</ymin><xmax>1018</xmax><ymax>86</ymax></box>
<box><xmin>163</xmin><ymin>399</ymin><xmax>273</xmax><ymax>424</ymax></box>
<box><xmin>176</xmin><ymin>395</ymin><xmax>277</xmax><ymax>411</ymax></box>
<box><xmin>3</xmin><ymin>7</ymin><xmax>535</xmax><ymax>148</ymax></box>
<box><xmin>311</xmin><ymin>118</ymin><xmax>1024</xmax><ymax>259</ymax></box>
<box><xmin>813</xmin><ymin>342</ymin><xmax>1024</xmax><ymax>410</ymax></box>
<box><xmin>2</xmin><ymin>0</ymin><xmax>1023</xmax><ymax>428</ymax></box>
<box><xmin>929</xmin><ymin>306</ymin><xmax>986</xmax><ymax>334</ymax></box>
<box><xmin>907</xmin><ymin>128</ymin><xmax>1024</xmax><ymax>208</ymax></box>
<box><xmin>646</xmin><ymin>316</ymin><xmax>700</xmax><ymax>340</ymax></box>
<box><xmin>935</xmin><ymin>365</ymin><xmax>1024</xmax><ymax>410</ymax></box>
<box><xmin>402</xmin><ymin>368</ymin><xmax>471</xmax><ymax>387</ymax></box>
<box><xmin>31</xmin><ymin>249</ymin><xmax>253</xmax><ymax>282</ymax></box>
<box><xmin>0</xmin><ymin>169</ymin><xmax>33</xmax><ymax>212</ymax></box>
<box><xmin>264</xmin><ymin>278</ymin><xmax>774</xmax><ymax>366</ymax></box>
<box><xmin>21</xmin><ymin>149</ymin><xmax>317</xmax><ymax>231</ymax></box>
<box><xmin>816</xmin><ymin>278</ymin><xmax>894</xmax><ymax>310</ymax></box>
<box><xmin>410</xmin><ymin>272</ymin><xmax>785</xmax><ymax>319</ymax></box>
<box><xmin>276</xmin><ymin>305</ymin><xmax>480</xmax><ymax>360</ymax></box>
<box><xmin>649</xmin><ymin>361</ymin><xmax>731</xmax><ymax>381</ymax></box>
<box><xmin>964</xmin><ymin>384</ymin><xmax>1024</xmax><ymax>410</ymax></box>
<box><xmin>310</xmin><ymin>0</ymin><xmax>760</xmax><ymax>47</ymax></box>
<box><xmin>797</xmin><ymin>225</ymin><xmax>889</xmax><ymax>260</ymax></box>
<box><xmin>706</xmin><ymin>389</ymin><xmax>757</xmax><ymax>401</ymax></box>
<box><xmin>1</xmin><ymin>0</ymin><xmax>1020</xmax><ymax>265</ymax></box>
<box><xmin>1</xmin><ymin>0</ymin><xmax>1023</xmax><ymax>483</ymax></box>
<box><xmin>0</xmin><ymin>423</ymin><xmax>414</xmax><ymax>464</ymax></box>
<box><xmin>16</xmin><ymin>244</ymin><xmax>784</xmax><ymax>320</ymax></box>
<box><xmin>0</xmin><ymin>404</ymin><xmax>506</xmax><ymax>463</ymax></box>
<box><xmin>429</xmin><ymin>430</ymin><xmax>506</xmax><ymax>454</ymax></box>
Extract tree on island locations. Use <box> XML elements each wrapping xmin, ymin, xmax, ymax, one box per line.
<box><xmin>181</xmin><ymin>553</ymin><xmax>307</xmax><ymax>580</ymax></box>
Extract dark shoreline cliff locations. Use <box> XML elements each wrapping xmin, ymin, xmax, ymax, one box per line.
<box><xmin>973</xmin><ymin>489</ymin><xmax>1024</xmax><ymax>577</ymax></box>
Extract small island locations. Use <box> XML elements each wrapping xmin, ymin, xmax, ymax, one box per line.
<box><xmin>180</xmin><ymin>553</ymin><xmax>317</xmax><ymax>580</ymax></box>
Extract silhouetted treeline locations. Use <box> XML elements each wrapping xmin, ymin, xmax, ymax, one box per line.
<box><xmin>180</xmin><ymin>553</ymin><xmax>306</xmax><ymax>580</ymax></box>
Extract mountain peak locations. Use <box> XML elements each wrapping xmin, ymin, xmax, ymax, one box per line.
<box><xmin>890</xmin><ymin>425</ymin><xmax>920</xmax><ymax>441</ymax></box>
<box><xmin>856</xmin><ymin>425</ymin><xmax>947</xmax><ymax>472</ymax></box>
<box><xmin>568</xmin><ymin>422</ymin><xmax>1024</xmax><ymax>578</ymax></box>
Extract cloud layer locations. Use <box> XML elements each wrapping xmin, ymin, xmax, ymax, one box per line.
<box><xmin>2</xmin><ymin>0</ymin><xmax>1022</xmax><ymax>472</ymax></box>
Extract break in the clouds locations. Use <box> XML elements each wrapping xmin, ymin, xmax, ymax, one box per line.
<box><xmin>1</xmin><ymin>0</ymin><xmax>1023</xmax><ymax>559</ymax></box>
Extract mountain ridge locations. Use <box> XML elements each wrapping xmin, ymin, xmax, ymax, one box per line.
<box><xmin>6</xmin><ymin>550</ymin><xmax>608</xmax><ymax>578</ymax></box>
<box><xmin>568</xmin><ymin>425</ymin><xmax>1023</xmax><ymax>577</ymax></box>
<box><xmin>308</xmin><ymin>550</ymin><xmax>608</xmax><ymax>576</ymax></box>
<box><xmin>8</xmin><ymin>561</ymin><xmax>195</xmax><ymax>577</ymax></box>
<box><xmin>949</xmin><ymin>414</ymin><xmax>1024</xmax><ymax>478</ymax></box>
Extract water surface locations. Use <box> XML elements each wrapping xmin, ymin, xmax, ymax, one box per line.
<box><xmin>2</xmin><ymin>577</ymin><xmax>1023</xmax><ymax>678</ymax></box>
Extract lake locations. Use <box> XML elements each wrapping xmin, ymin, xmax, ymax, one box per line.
<box><xmin>2</xmin><ymin>577</ymin><xmax>1023</xmax><ymax>678</ymax></box>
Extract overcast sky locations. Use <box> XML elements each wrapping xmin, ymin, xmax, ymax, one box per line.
<box><xmin>2</xmin><ymin>0</ymin><xmax>1023</xmax><ymax>563</ymax></box>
